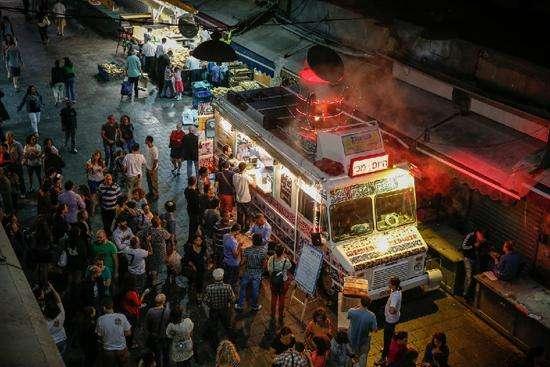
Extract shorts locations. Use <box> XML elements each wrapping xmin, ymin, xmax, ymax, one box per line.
<box><xmin>170</xmin><ymin>147</ymin><xmax>184</xmax><ymax>159</ymax></box>
<box><xmin>88</xmin><ymin>179</ymin><xmax>102</xmax><ymax>194</ymax></box>
<box><xmin>55</xmin><ymin>17</ymin><xmax>66</xmax><ymax>28</ymax></box>
<box><xmin>174</xmin><ymin>80</ymin><xmax>184</xmax><ymax>92</ymax></box>
<box><xmin>10</xmin><ymin>67</ymin><xmax>20</xmax><ymax>77</ymax></box>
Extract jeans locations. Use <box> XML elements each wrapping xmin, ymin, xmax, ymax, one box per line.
<box><xmin>29</xmin><ymin>112</ymin><xmax>41</xmax><ymax>134</ymax></box>
<box><xmin>65</xmin><ymin>77</ymin><xmax>76</xmax><ymax>101</ymax></box>
<box><xmin>26</xmin><ymin>165</ymin><xmax>41</xmax><ymax>189</ymax></box>
<box><xmin>161</xmin><ymin>79</ymin><xmax>174</xmax><ymax>98</ymax></box>
<box><xmin>223</xmin><ymin>264</ymin><xmax>240</xmax><ymax>287</ymax></box>
<box><xmin>64</xmin><ymin>129</ymin><xmax>76</xmax><ymax>150</ymax></box>
<box><xmin>103</xmin><ymin>143</ymin><xmax>115</xmax><ymax>170</ymax></box>
<box><xmin>463</xmin><ymin>258</ymin><xmax>474</xmax><ymax>297</ymax></box>
<box><xmin>382</xmin><ymin>321</ymin><xmax>397</xmax><ymax>359</ymax></box>
<box><xmin>353</xmin><ymin>339</ymin><xmax>371</xmax><ymax>367</ymax></box>
<box><xmin>128</xmin><ymin>76</ymin><xmax>139</xmax><ymax>98</ymax></box>
<box><xmin>122</xmin><ymin>138</ymin><xmax>135</xmax><ymax>153</ymax></box>
<box><xmin>237</xmin><ymin>272</ymin><xmax>262</xmax><ymax>309</ymax></box>
<box><xmin>51</xmin><ymin>82</ymin><xmax>64</xmax><ymax>103</ymax></box>
<box><xmin>186</xmin><ymin>160</ymin><xmax>198</xmax><ymax>178</ymax></box>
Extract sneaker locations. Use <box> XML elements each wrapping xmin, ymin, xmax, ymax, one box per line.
<box><xmin>70</xmin><ymin>149</ymin><xmax>78</xmax><ymax>154</ymax></box>
<box><xmin>251</xmin><ymin>304</ymin><xmax>262</xmax><ymax>311</ymax></box>
<box><xmin>234</xmin><ymin>303</ymin><xmax>244</xmax><ymax>311</ymax></box>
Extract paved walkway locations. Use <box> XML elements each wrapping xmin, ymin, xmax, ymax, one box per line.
<box><xmin>0</xmin><ymin>3</ymin><xmax>524</xmax><ymax>366</ymax></box>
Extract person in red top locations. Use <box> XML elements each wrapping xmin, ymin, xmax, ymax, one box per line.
<box><xmin>0</xmin><ymin>143</ymin><xmax>11</xmax><ymax>167</ymax></box>
<box><xmin>386</xmin><ymin>331</ymin><xmax>408</xmax><ymax>367</ymax></box>
<box><xmin>169</xmin><ymin>123</ymin><xmax>185</xmax><ymax>176</ymax></box>
<box><xmin>310</xmin><ymin>336</ymin><xmax>330</xmax><ymax>367</ymax></box>
<box><xmin>120</xmin><ymin>277</ymin><xmax>149</xmax><ymax>347</ymax></box>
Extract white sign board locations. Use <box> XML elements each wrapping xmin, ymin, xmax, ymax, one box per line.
<box><xmin>294</xmin><ymin>245</ymin><xmax>324</xmax><ymax>296</ymax></box>
<box><xmin>350</xmin><ymin>154</ymin><xmax>388</xmax><ymax>177</ymax></box>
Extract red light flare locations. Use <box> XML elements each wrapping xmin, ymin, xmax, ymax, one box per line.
<box><xmin>299</xmin><ymin>67</ymin><xmax>330</xmax><ymax>84</ymax></box>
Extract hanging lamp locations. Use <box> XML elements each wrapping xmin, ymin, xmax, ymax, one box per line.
<box><xmin>191</xmin><ymin>31</ymin><xmax>237</xmax><ymax>62</ymax></box>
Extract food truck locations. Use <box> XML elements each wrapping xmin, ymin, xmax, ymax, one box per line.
<box><xmin>212</xmin><ymin>86</ymin><xmax>441</xmax><ymax>299</ymax></box>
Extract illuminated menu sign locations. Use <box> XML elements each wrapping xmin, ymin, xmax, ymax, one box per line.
<box><xmin>342</xmin><ymin>131</ymin><xmax>382</xmax><ymax>155</ymax></box>
<box><xmin>349</xmin><ymin>154</ymin><xmax>389</xmax><ymax>177</ymax></box>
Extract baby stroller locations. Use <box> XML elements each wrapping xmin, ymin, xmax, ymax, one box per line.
<box><xmin>120</xmin><ymin>79</ymin><xmax>133</xmax><ymax>101</ymax></box>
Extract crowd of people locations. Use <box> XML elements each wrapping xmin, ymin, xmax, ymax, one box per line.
<box><xmin>0</xmin><ymin>3</ymin><xmax>542</xmax><ymax>367</ymax></box>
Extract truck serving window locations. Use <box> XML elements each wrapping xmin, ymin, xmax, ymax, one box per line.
<box><xmin>330</xmin><ymin>197</ymin><xmax>374</xmax><ymax>242</ymax></box>
<box><xmin>298</xmin><ymin>189</ymin><xmax>327</xmax><ymax>231</ymax></box>
<box><xmin>375</xmin><ymin>188</ymin><xmax>415</xmax><ymax>231</ymax></box>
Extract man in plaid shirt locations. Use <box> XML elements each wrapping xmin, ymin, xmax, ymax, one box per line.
<box><xmin>273</xmin><ymin>342</ymin><xmax>310</xmax><ymax>367</ymax></box>
<box><xmin>204</xmin><ymin>268</ymin><xmax>235</xmax><ymax>345</ymax></box>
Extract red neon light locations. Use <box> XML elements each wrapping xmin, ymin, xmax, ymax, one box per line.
<box><xmin>299</xmin><ymin>67</ymin><xmax>329</xmax><ymax>84</ymax></box>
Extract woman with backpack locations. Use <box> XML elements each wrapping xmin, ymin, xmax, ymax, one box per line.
<box><xmin>17</xmin><ymin>85</ymin><xmax>44</xmax><ymax>134</ymax></box>
<box><xmin>166</xmin><ymin>305</ymin><xmax>194</xmax><ymax>367</ymax></box>
<box><xmin>267</xmin><ymin>244</ymin><xmax>293</xmax><ymax>327</ymax></box>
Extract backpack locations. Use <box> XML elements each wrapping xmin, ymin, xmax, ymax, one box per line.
<box><xmin>270</xmin><ymin>258</ymin><xmax>288</xmax><ymax>295</ymax></box>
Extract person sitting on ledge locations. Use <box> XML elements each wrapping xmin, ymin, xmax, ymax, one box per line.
<box><xmin>491</xmin><ymin>240</ymin><xmax>521</xmax><ymax>281</ymax></box>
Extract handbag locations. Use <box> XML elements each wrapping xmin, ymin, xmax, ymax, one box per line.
<box><xmin>57</xmin><ymin>250</ymin><xmax>68</xmax><ymax>267</ymax></box>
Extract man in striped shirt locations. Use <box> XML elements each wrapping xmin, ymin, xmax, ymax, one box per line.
<box><xmin>235</xmin><ymin>233</ymin><xmax>267</xmax><ymax>311</ymax></box>
<box><xmin>97</xmin><ymin>174</ymin><xmax>121</xmax><ymax>235</ymax></box>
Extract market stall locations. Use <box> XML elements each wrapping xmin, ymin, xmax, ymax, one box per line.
<box><xmin>474</xmin><ymin>272</ymin><xmax>550</xmax><ymax>351</ymax></box>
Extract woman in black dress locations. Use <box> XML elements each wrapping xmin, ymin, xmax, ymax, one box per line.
<box><xmin>183</xmin><ymin>234</ymin><xmax>207</xmax><ymax>302</ymax></box>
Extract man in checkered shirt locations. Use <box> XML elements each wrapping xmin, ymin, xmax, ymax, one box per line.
<box><xmin>272</xmin><ymin>341</ymin><xmax>310</xmax><ymax>367</ymax></box>
<box><xmin>204</xmin><ymin>268</ymin><xmax>235</xmax><ymax>344</ymax></box>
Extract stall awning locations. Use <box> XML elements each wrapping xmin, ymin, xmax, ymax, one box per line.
<box><xmin>231</xmin><ymin>22</ymin><xmax>314</xmax><ymax>77</ymax></box>
<box><xmin>179</xmin><ymin>0</ymin><xmax>271</xmax><ymax>28</ymax></box>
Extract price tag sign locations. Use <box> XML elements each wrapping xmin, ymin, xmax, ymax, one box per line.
<box><xmin>349</xmin><ymin>154</ymin><xmax>389</xmax><ymax>177</ymax></box>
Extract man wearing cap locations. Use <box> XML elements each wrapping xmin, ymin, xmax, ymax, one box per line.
<box><xmin>204</xmin><ymin>268</ymin><xmax>235</xmax><ymax>344</ymax></box>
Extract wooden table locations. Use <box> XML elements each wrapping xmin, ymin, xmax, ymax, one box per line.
<box><xmin>474</xmin><ymin>272</ymin><xmax>550</xmax><ymax>351</ymax></box>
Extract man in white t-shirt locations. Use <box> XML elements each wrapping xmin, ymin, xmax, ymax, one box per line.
<box><xmin>52</xmin><ymin>1</ymin><xmax>67</xmax><ymax>36</ymax></box>
<box><xmin>123</xmin><ymin>236</ymin><xmax>151</xmax><ymax>291</ymax></box>
<box><xmin>233</xmin><ymin>162</ymin><xmax>253</xmax><ymax>227</ymax></box>
<box><xmin>112</xmin><ymin>219</ymin><xmax>133</xmax><ymax>251</ymax></box>
<box><xmin>122</xmin><ymin>143</ymin><xmax>146</xmax><ymax>192</ymax></box>
<box><xmin>377</xmin><ymin>276</ymin><xmax>402</xmax><ymax>365</ymax></box>
<box><xmin>155</xmin><ymin>37</ymin><xmax>167</xmax><ymax>58</ymax></box>
<box><xmin>144</xmin><ymin>135</ymin><xmax>159</xmax><ymax>199</ymax></box>
<box><xmin>96</xmin><ymin>297</ymin><xmax>131</xmax><ymax>366</ymax></box>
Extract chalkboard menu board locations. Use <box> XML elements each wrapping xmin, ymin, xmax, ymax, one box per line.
<box><xmin>280</xmin><ymin>173</ymin><xmax>293</xmax><ymax>206</ymax></box>
<box><xmin>294</xmin><ymin>245</ymin><xmax>324</xmax><ymax>296</ymax></box>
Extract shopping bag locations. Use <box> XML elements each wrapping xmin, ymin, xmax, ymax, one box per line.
<box><xmin>120</xmin><ymin>79</ymin><xmax>133</xmax><ymax>96</ymax></box>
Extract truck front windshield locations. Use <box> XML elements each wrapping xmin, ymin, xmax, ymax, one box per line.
<box><xmin>375</xmin><ymin>188</ymin><xmax>416</xmax><ymax>231</ymax></box>
<box><xmin>330</xmin><ymin>197</ymin><xmax>374</xmax><ymax>242</ymax></box>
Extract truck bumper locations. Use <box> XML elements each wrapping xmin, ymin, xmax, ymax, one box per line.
<box><xmin>368</xmin><ymin>269</ymin><xmax>443</xmax><ymax>300</ymax></box>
